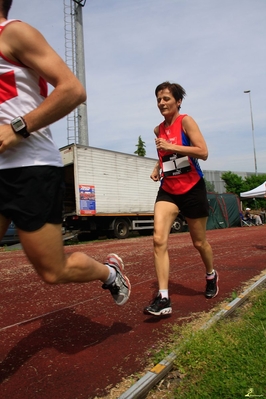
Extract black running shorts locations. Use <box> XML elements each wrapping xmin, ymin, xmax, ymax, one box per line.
<box><xmin>156</xmin><ymin>178</ymin><xmax>209</xmax><ymax>219</ymax></box>
<box><xmin>0</xmin><ymin>166</ymin><xmax>65</xmax><ymax>232</ymax></box>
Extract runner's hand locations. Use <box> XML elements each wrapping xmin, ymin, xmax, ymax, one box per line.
<box><xmin>0</xmin><ymin>125</ymin><xmax>23</xmax><ymax>153</ymax></box>
<box><xmin>150</xmin><ymin>167</ymin><xmax>160</xmax><ymax>181</ymax></box>
<box><xmin>155</xmin><ymin>138</ymin><xmax>172</xmax><ymax>151</ymax></box>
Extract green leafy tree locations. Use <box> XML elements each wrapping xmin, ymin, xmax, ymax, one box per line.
<box><xmin>204</xmin><ymin>178</ymin><xmax>216</xmax><ymax>193</ymax></box>
<box><xmin>221</xmin><ymin>171</ymin><xmax>244</xmax><ymax>196</ymax></box>
<box><xmin>241</xmin><ymin>174</ymin><xmax>266</xmax><ymax>209</ymax></box>
<box><xmin>242</xmin><ymin>174</ymin><xmax>266</xmax><ymax>193</ymax></box>
<box><xmin>134</xmin><ymin>136</ymin><xmax>146</xmax><ymax>157</ymax></box>
<box><xmin>221</xmin><ymin>171</ymin><xmax>266</xmax><ymax>209</ymax></box>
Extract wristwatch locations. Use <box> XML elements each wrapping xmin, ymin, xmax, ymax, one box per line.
<box><xmin>10</xmin><ymin>116</ymin><xmax>30</xmax><ymax>138</ymax></box>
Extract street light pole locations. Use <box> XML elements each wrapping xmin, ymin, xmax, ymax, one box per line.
<box><xmin>244</xmin><ymin>90</ymin><xmax>257</xmax><ymax>176</ymax></box>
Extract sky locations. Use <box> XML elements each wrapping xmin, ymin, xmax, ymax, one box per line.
<box><xmin>9</xmin><ymin>0</ymin><xmax>266</xmax><ymax>174</ymax></box>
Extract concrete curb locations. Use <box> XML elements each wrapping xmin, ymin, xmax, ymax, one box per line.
<box><xmin>118</xmin><ymin>273</ymin><xmax>266</xmax><ymax>399</ymax></box>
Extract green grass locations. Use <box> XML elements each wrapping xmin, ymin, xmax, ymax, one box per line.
<box><xmin>151</xmin><ymin>288</ymin><xmax>266</xmax><ymax>399</ymax></box>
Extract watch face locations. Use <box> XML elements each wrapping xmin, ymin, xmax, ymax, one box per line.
<box><xmin>12</xmin><ymin>117</ymin><xmax>25</xmax><ymax>131</ymax></box>
<box><xmin>11</xmin><ymin>117</ymin><xmax>29</xmax><ymax>137</ymax></box>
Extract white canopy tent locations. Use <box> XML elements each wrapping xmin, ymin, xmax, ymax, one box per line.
<box><xmin>240</xmin><ymin>181</ymin><xmax>266</xmax><ymax>198</ymax></box>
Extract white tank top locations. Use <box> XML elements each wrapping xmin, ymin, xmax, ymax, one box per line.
<box><xmin>0</xmin><ymin>19</ymin><xmax>63</xmax><ymax>169</ymax></box>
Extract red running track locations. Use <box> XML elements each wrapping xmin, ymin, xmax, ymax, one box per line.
<box><xmin>0</xmin><ymin>226</ymin><xmax>265</xmax><ymax>398</ymax></box>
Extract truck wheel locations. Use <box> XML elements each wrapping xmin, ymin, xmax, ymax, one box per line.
<box><xmin>113</xmin><ymin>218</ymin><xmax>130</xmax><ymax>239</ymax></box>
<box><xmin>171</xmin><ymin>217</ymin><xmax>184</xmax><ymax>233</ymax></box>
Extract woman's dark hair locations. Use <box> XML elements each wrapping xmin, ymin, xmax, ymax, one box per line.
<box><xmin>155</xmin><ymin>81</ymin><xmax>186</xmax><ymax>103</ymax></box>
<box><xmin>1</xmin><ymin>0</ymin><xmax>13</xmax><ymax>18</ymax></box>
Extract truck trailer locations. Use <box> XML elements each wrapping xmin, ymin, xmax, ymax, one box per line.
<box><xmin>60</xmin><ymin>144</ymin><xmax>185</xmax><ymax>239</ymax></box>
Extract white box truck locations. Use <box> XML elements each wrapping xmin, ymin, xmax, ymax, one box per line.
<box><xmin>60</xmin><ymin>144</ymin><xmax>185</xmax><ymax>239</ymax></box>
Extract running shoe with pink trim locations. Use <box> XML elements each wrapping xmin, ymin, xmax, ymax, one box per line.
<box><xmin>102</xmin><ymin>253</ymin><xmax>131</xmax><ymax>305</ymax></box>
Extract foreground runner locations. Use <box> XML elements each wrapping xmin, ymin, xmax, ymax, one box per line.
<box><xmin>0</xmin><ymin>1</ymin><xmax>130</xmax><ymax>305</ymax></box>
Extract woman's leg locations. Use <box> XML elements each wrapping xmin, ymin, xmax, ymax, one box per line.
<box><xmin>153</xmin><ymin>201</ymin><xmax>178</xmax><ymax>290</ymax></box>
<box><xmin>186</xmin><ymin>217</ymin><xmax>218</xmax><ymax>298</ymax></box>
<box><xmin>144</xmin><ymin>201</ymin><xmax>178</xmax><ymax>316</ymax></box>
<box><xmin>186</xmin><ymin>216</ymin><xmax>213</xmax><ymax>273</ymax></box>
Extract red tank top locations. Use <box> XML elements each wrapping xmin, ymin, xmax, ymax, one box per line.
<box><xmin>158</xmin><ymin>114</ymin><xmax>203</xmax><ymax>195</ymax></box>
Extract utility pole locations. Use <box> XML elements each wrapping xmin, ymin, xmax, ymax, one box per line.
<box><xmin>244</xmin><ymin>90</ymin><xmax>257</xmax><ymax>176</ymax></box>
<box><xmin>64</xmin><ymin>0</ymin><xmax>89</xmax><ymax>146</ymax></box>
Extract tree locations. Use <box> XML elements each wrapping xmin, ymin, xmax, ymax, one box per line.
<box><xmin>221</xmin><ymin>171</ymin><xmax>244</xmax><ymax>196</ymax></box>
<box><xmin>221</xmin><ymin>171</ymin><xmax>266</xmax><ymax>209</ymax></box>
<box><xmin>134</xmin><ymin>136</ymin><xmax>146</xmax><ymax>157</ymax></box>
<box><xmin>240</xmin><ymin>174</ymin><xmax>266</xmax><ymax>209</ymax></box>
<box><xmin>204</xmin><ymin>178</ymin><xmax>216</xmax><ymax>193</ymax></box>
<box><xmin>242</xmin><ymin>174</ymin><xmax>266</xmax><ymax>193</ymax></box>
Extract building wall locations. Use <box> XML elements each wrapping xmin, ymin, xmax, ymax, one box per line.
<box><xmin>203</xmin><ymin>170</ymin><xmax>264</xmax><ymax>194</ymax></box>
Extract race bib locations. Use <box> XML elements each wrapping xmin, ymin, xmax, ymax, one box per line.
<box><xmin>162</xmin><ymin>153</ymin><xmax>191</xmax><ymax>176</ymax></box>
